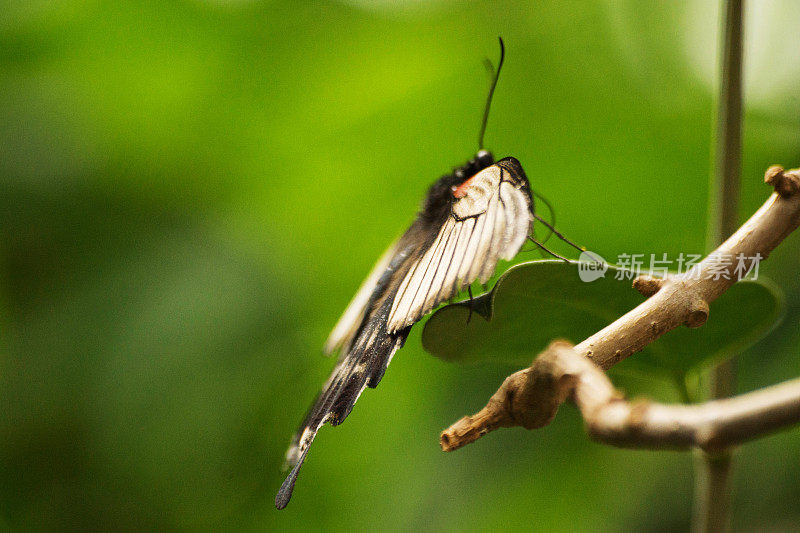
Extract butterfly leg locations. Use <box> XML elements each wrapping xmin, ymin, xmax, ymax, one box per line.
<box><xmin>532</xmin><ymin>213</ymin><xmax>585</xmax><ymax>254</ymax></box>
<box><xmin>528</xmin><ymin>207</ymin><xmax>549</xmax><ymax>259</ymax></box>
<box><xmin>467</xmin><ymin>285</ymin><xmax>474</xmax><ymax>324</ymax></box>
<box><xmin>527</xmin><ymin>236</ymin><xmax>572</xmax><ymax>263</ymax></box>
<box><xmin>530</xmin><ymin>188</ymin><xmax>556</xmax><ymax>246</ymax></box>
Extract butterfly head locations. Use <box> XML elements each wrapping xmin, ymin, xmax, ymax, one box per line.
<box><xmin>419</xmin><ymin>150</ymin><xmax>496</xmax><ymax>223</ymax></box>
<box><xmin>453</xmin><ymin>149</ymin><xmax>494</xmax><ymax>181</ymax></box>
<box><xmin>421</xmin><ymin>37</ymin><xmax>507</xmax><ymax>222</ymax></box>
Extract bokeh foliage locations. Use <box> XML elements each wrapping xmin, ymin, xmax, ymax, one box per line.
<box><xmin>1</xmin><ymin>0</ymin><xmax>799</xmax><ymax>531</ymax></box>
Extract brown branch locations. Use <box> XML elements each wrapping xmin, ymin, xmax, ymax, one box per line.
<box><xmin>442</xmin><ymin>341</ymin><xmax>800</xmax><ymax>452</ymax></box>
<box><xmin>441</xmin><ymin>166</ymin><xmax>800</xmax><ymax>452</ymax></box>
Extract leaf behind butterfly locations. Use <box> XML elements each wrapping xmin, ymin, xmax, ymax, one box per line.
<box><xmin>421</xmin><ymin>260</ymin><xmax>783</xmax><ymax>378</ymax></box>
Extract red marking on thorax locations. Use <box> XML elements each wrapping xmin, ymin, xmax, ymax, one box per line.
<box><xmin>451</xmin><ymin>176</ymin><xmax>475</xmax><ymax>199</ymax></box>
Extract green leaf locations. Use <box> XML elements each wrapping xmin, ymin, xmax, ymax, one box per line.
<box><xmin>421</xmin><ymin>260</ymin><xmax>783</xmax><ymax>378</ymax></box>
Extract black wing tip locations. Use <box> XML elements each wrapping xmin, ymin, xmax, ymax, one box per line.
<box><xmin>275</xmin><ymin>472</ymin><xmax>297</xmax><ymax>510</ymax></box>
<box><xmin>276</xmin><ymin>440</ymin><xmax>312</xmax><ymax>510</ymax></box>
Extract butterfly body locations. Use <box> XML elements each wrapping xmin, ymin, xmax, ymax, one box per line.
<box><xmin>276</xmin><ymin>153</ymin><xmax>534</xmax><ymax>509</ymax></box>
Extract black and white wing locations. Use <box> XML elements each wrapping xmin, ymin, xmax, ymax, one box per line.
<box><xmin>276</xmin><ymin>240</ymin><xmax>417</xmax><ymax>510</ymax></box>
<box><xmin>323</xmin><ymin>240</ymin><xmax>400</xmax><ymax>355</ymax></box>
<box><xmin>387</xmin><ymin>158</ymin><xmax>532</xmax><ymax>332</ymax></box>
<box><xmin>276</xmin><ymin>157</ymin><xmax>533</xmax><ymax>510</ymax></box>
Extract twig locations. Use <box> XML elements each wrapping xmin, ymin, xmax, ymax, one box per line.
<box><xmin>440</xmin><ymin>166</ymin><xmax>800</xmax><ymax>452</ymax></box>
<box><xmin>441</xmin><ymin>340</ymin><xmax>800</xmax><ymax>452</ymax></box>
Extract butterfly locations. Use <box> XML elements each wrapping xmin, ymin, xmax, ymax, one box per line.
<box><xmin>276</xmin><ymin>38</ymin><xmax>570</xmax><ymax>509</ymax></box>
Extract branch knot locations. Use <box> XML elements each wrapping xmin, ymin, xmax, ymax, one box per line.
<box><xmin>685</xmin><ymin>299</ymin><xmax>710</xmax><ymax>328</ymax></box>
<box><xmin>765</xmin><ymin>165</ymin><xmax>800</xmax><ymax>197</ymax></box>
<box><xmin>633</xmin><ymin>275</ymin><xmax>664</xmax><ymax>297</ymax></box>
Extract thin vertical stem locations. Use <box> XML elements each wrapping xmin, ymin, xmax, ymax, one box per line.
<box><xmin>694</xmin><ymin>1</ymin><xmax>744</xmax><ymax>532</ymax></box>
<box><xmin>693</xmin><ymin>450</ymin><xmax>734</xmax><ymax>533</ymax></box>
<box><xmin>707</xmin><ymin>0</ymin><xmax>744</xmax><ymax>249</ymax></box>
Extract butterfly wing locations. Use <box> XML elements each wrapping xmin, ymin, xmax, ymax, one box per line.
<box><xmin>276</xmin><ymin>240</ymin><xmax>418</xmax><ymax>510</ymax></box>
<box><xmin>277</xmin><ymin>157</ymin><xmax>533</xmax><ymax>509</ymax></box>
<box><xmin>323</xmin><ymin>239</ymin><xmax>401</xmax><ymax>355</ymax></box>
<box><xmin>387</xmin><ymin>158</ymin><xmax>532</xmax><ymax>332</ymax></box>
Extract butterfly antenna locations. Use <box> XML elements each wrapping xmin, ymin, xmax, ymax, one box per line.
<box><xmin>478</xmin><ymin>37</ymin><xmax>505</xmax><ymax>150</ymax></box>
<box><xmin>482</xmin><ymin>58</ymin><xmax>495</xmax><ymax>77</ymax></box>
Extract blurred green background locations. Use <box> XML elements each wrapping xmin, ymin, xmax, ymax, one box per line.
<box><xmin>2</xmin><ymin>0</ymin><xmax>799</xmax><ymax>531</ymax></box>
